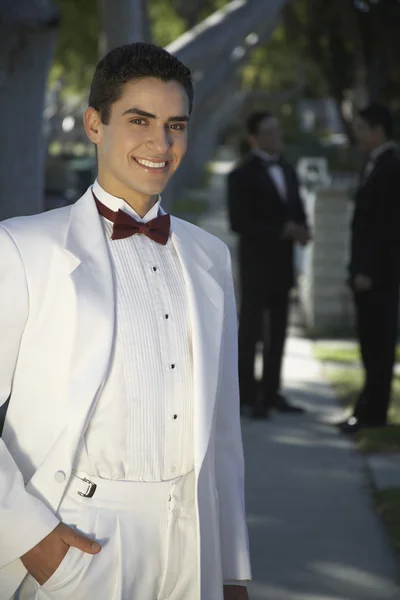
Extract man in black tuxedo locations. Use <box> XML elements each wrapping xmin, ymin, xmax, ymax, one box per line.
<box><xmin>227</xmin><ymin>112</ymin><xmax>310</xmax><ymax>419</ymax></box>
<box><xmin>340</xmin><ymin>103</ymin><xmax>400</xmax><ymax>434</ymax></box>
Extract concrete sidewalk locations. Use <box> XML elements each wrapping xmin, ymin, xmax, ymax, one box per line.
<box><xmin>191</xmin><ymin>161</ymin><xmax>400</xmax><ymax>599</ymax></box>
<box><xmin>245</xmin><ymin>338</ymin><xmax>399</xmax><ymax>600</ymax></box>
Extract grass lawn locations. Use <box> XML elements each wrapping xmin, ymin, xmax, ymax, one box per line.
<box><xmin>374</xmin><ymin>488</ymin><xmax>400</xmax><ymax>563</ymax></box>
<box><xmin>316</xmin><ymin>351</ymin><xmax>400</xmax><ymax>452</ymax></box>
<box><xmin>315</xmin><ymin>344</ymin><xmax>400</xmax><ymax>365</ymax></box>
<box><xmin>316</xmin><ymin>344</ymin><xmax>400</xmax><ymax>568</ymax></box>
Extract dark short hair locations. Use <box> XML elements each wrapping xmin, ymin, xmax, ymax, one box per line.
<box><xmin>358</xmin><ymin>103</ymin><xmax>393</xmax><ymax>138</ymax></box>
<box><xmin>247</xmin><ymin>111</ymin><xmax>273</xmax><ymax>135</ymax></box>
<box><xmin>89</xmin><ymin>42</ymin><xmax>193</xmax><ymax>124</ymax></box>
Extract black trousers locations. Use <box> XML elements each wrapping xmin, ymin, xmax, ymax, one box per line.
<box><xmin>353</xmin><ymin>283</ymin><xmax>400</xmax><ymax>426</ymax></box>
<box><xmin>238</xmin><ymin>285</ymin><xmax>290</xmax><ymax>408</ymax></box>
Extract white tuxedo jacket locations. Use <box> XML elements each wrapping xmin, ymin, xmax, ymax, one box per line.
<box><xmin>0</xmin><ymin>188</ymin><xmax>251</xmax><ymax>599</ymax></box>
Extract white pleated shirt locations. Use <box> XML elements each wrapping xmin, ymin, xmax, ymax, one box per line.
<box><xmin>74</xmin><ymin>180</ymin><xmax>194</xmax><ymax>482</ymax></box>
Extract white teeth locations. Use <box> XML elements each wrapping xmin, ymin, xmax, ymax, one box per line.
<box><xmin>136</xmin><ymin>159</ymin><xmax>167</xmax><ymax>168</ymax></box>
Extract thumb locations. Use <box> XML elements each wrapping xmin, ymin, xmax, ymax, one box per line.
<box><xmin>60</xmin><ymin>525</ymin><xmax>102</xmax><ymax>555</ymax></box>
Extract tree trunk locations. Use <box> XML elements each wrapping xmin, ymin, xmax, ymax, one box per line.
<box><xmin>99</xmin><ymin>0</ymin><xmax>151</xmax><ymax>56</ymax></box>
<box><xmin>0</xmin><ymin>2</ymin><xmax>59</xmax><ymax>220</ymax></box>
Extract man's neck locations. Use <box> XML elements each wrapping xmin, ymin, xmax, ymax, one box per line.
<box><xmin>97</xmin><ymin>175</ymin><xmax>157</xmax><ymax>218</ymax></box>
<box><xmin>253</xmin><ymin>148</ymin><xmax>280</xmax><ymax>161</ymax></box>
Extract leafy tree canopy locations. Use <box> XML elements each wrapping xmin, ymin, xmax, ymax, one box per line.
<box><xmin>51</xmin><ymin>0</ymin><xmax>229</xmax><ymax>93</ymax></box>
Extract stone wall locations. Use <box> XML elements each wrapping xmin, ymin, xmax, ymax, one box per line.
<box><xmin>298</xmin><ymin>181</ymin><xmax>357</xmax><ymax>335</ymax></box>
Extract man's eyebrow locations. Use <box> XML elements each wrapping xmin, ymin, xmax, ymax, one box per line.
<box><xmin>122</xmin><ymin>107</ymin><xmax>189</xmax><ymax>122</ymax></box>
<box><xmin>122</xmin><ymin>107</ymin><xmax>156</xmax><ymax>118</ymax></box>
<box><xmin>167</xmin><ymin>115</ymin><xmax>190</xmax><ymax>122</ymax></box>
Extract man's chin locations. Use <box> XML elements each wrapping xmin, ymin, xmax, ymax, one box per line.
<box><xmin>128</xmin><ymin>175</ymin><xmax>170</xmax><ymax>195</ymax></box>
<box><xmin>131</xmin><ymin>173</ymin><xmax>173</xmax><ymax>196</ymax></box>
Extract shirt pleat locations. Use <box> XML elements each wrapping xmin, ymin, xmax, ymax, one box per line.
<box><xmin>74</xmin><ymin>182</ymin><xmax>194</xmax><ymax>482</ymax></box>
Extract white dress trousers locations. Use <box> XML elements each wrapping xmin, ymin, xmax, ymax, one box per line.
<box><xmin>15</xmin><ymin>471</ymin><xmax>198</xmax><ymax>600</ymax></box>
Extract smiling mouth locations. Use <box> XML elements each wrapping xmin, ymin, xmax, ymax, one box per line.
<box><xmin>134</xmin><ymin>158</ymin><xmax>169</xmax><ymax>170</ymax></box>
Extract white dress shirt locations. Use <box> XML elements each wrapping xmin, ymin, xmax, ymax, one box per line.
<box><xmin>254</xmin><ymin>148</ymin><xmax>287</xmax><ymax>200</ymax></box>
<box><xmin>74</xmin><ymin>180</ymin><xmax>194</xmax><ymax>482</ymax></box>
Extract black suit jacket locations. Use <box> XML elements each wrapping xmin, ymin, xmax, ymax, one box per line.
<box><xmin>227</xmin><ymin>154</ymin><xmax>307</xmax><ymax>293</ymax></box>
<box><xmin>349</xmin><ymin>146</ymin><xmax>400</xmax><ymax>286</ymax></box>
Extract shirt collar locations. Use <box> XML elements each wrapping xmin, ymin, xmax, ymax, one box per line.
<box><xmin>370</xmin><ymin>141</ymin><xmax>397</xmax><ymax>161</ymax></box>
<box><xmin>92</xmin><ymin>180</ymin><xmax>162</xmax><ymax>224</ymax></box>
<box><xmin>253</xmin><ymin>148</ymin><xmax>281</xmax><ymax>163</ymax></box>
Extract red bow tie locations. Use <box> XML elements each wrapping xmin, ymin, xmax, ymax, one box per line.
<box><xmin>93</xmin><ymin>193</ymin><xmax>170</xmax><ymax>245</ymax></box>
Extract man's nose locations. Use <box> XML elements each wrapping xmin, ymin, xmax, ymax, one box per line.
<box><xmin>148</xmin><ymin>126</ymin><xmax>171</xmax><ymax>154</ymax></box>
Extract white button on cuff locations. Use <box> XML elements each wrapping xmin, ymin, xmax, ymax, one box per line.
<box><xmin>171</xmin><ymin>465</ymin><xmax>177</xmax><ymax>473</ymax></box>
<box><xmin>54</xmin><ymin>470</ymin><xmax>66</xmax><ymax>483</ymax></box>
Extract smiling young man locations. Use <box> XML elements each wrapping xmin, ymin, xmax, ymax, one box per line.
<box><xmin>0</xmin><ymin>43</ymin><xmax>251</xmax><ymax>600</ymax></box>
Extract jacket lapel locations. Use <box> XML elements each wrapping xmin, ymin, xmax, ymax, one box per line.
<box><xmin>26</xmin><ymin>189</ymin><xmax>115</xmax><ymax>507</ymax></box>
<box><xmin>64</xmin><ymin>189</ymin><xmax>115</xmax><ymax>427</ymax></box>
<box><xmin>171</xmin><ymin>218</ymin><xmax>224</xmax><ymax>470</ymax></box>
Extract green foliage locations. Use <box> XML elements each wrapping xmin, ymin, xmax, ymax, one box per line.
<box><xmin>241</xmin><ymin>1</ymin><xmax>359</xmax><ymax>103</ymax></box>
<box><xmin>170</xmin><ymin>0</ymin><xmax>229</xmax><ymax>30</ymax></box>
<box><xmin>149</xmin><ymin>1</ymin><xmax>186</xmax><ymax>47</ymax></box>
<box><xmin>49</xmin><ymin>0</ymin><xmax>400</xmax><ymax>109</ymax></box>
<box><xmin>52</xmin><ymin>0</ymin><xmax>99</xmax><ymax>93</ymax></box>
<box><xmin>151</xmin><ymin>0</ymin><xmax>230</xmax><ymax>45</ymax></box>
<box><xmin>50</xmin><ymin>0</ymin><xmax>230</xmax><ymax>95</ymax></box>
<box><xmin>242</xmin><ymin>24</ymin><xmax>324</xmax><ymax>97</ymax></box>
<box><xmin>240</xmin><ymin>0</ymin><xmax>400</xmax><ymax>131</ymax></box>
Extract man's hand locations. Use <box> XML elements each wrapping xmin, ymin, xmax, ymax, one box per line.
<box><xmin>293</xmin><ymin>224</ymin><xmax>311</xmax><ymax>246</ymax></box>
<box><xmin>281</xmin><ymin>222</ymin><xmax>311</xmax><ymax>245</ymax></box>
<box><xmin>353</xmin><ymin>273</ymin><xmax>373</xmax><ymax>292</ymax></box>
<box><xmin>223</xmin><ymin>585</ymin><xmax>249</xmax><ymax>600</ymax></box>
<box><xmin>281</xmin><ymin>221</ymin><xmax>298</xmax><ymax>240</ymax></box>
<box><xmin>21</xmin><ymin>523</ymin><xmax>101</xmax><ymax>586</ymax></box>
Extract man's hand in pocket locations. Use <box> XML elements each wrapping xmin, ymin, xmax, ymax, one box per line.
<box><xmin>21</xmin><ymin>522</ymin><xmax>101</xmax><ymax>585</ymax></box>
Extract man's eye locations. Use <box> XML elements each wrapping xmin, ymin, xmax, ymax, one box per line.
<box><xmin>130</xmin><ymin>118</ymin><xmax>147</xmax><ymax>125</ymax></box>
<box><xmin>169</xmin><ymin>123</ymin><xmax>186</xmax><ymax>131</ymax></box>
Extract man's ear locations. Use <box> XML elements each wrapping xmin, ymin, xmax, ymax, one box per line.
<box><xmin>83</xmin><ymin>107</ymin><xmax>103</xmax><ymax>144</ymax></box>
<box><xmin>247</xmin><ymin>134</ymin><xmax>257</xmax><ymax>150</ymax></box>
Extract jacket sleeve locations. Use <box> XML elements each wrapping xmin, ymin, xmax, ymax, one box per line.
<box><xmin>215</xmin><ymin>245</ymin><xmax>252</xmax><ymax>581</ymax></box>
<box><xmin>0</xmin><ymin>226</ymin><xmax>59</xmax><ymax>570</ymax></box>
<box><xmin>292</xmin><ymin>169</ymin><xmax>308</xmax><ymax>227</ymax></box>
<box><xmin>350</xmin><ymin>162</ymin><xmax>400</xmax><ymax>279</ymax></box>
<box><xmin>227</xmin><ymin>169</ymin><xmax>285</xmax><ymax>240</ymax></box>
